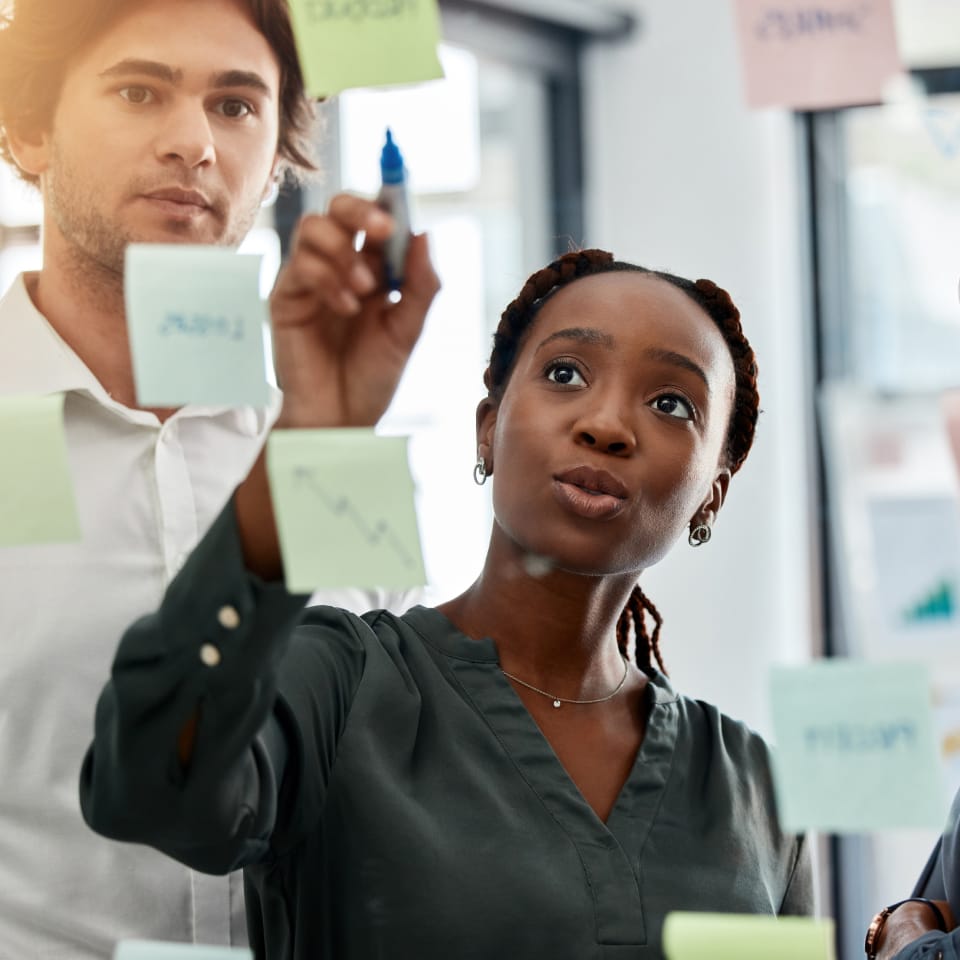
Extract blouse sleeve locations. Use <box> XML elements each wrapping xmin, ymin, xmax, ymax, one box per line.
<box><xmin>79</xmin><ymin>495</ymin><xmax>327</xmax><ymax>873</ymax></box>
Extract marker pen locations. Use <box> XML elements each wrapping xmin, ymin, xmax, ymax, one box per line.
<box><xmin>377</xmin><ymin>128</ymin><xmax>411</xmax><ymax>292</ymax></box>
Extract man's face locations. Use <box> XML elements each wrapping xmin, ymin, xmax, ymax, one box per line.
<box><xmin>35</xmin><ymin>0</ymin><xmax>282</xmax><ymax>274</ymax></box>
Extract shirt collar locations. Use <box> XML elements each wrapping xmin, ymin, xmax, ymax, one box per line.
<box><xmin>0</xmin><ymin>272</ymin><xmax>281</xmax><ymax>435</ymax></box>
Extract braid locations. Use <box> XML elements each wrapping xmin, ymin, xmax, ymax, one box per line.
<box><xmin>486</xmin><ymin>249</ymin><xmax>761</xmax><ymax>677</ymax></box>
<box><xmin>616</xmin><ymin>586</ymin><xmax>667</xmax><ymax>676</ymax></box>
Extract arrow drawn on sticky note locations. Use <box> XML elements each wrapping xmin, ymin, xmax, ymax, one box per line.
<box><xmin>924</xmin><ymin>107</ymin><xmax>960</xmax><ymax>159</ymax></box>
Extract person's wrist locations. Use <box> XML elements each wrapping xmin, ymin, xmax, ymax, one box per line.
<box><xmin>865</xmin><ymin>898</ymin><xmax>948</xmax><ymax>959</ymax></box>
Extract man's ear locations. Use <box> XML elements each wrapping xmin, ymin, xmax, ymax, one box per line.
<box><xmin>475</xmin><ymin>397</ymin><xmax>498</xmax><ymax>475</ymax></box>
<box><xmin>260</xmin><ymin>157</ymin><xmax>281</xmax><ymax>205</ymax></box>
<box><xmin>5</xmin><ymin>123</ymin><xmax>52</xmax><ymax>178</ymax></box>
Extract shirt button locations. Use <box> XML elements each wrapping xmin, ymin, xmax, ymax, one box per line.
<box><xmin>217</xmin><ymin>605</ymin><xmax>240</xmax><ymax>629</ymax></box>
<box><xmin>199</xmin><ymin>643</ymin><xmax>221</xmax><ymax>667</ymax></box>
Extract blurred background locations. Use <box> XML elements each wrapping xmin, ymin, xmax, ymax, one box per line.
<box><xmin>4</xmin><ymin>1</ymin><xmax>960</xmax><ymax>955</ymax></box>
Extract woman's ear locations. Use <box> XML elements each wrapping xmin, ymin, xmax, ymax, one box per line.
<box><xmin>475</xmin><ymin>397</ymin><xmax>498</xmax><ymax>475</ymax></box>
<box><xmin>690</xmin><ymin>468</ymin><xmax>731</xmax><ymax>529</ymax></box>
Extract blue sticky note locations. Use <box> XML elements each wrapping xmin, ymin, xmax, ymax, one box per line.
<box><xmin>125</xmin><ymin>245</ymin><xmax>270</xmax><ymax>407</ymax></box>
<box><xmin>114</xmin><ymin>942</ymin><xmax>251</xmax><ymax>960</ymax></box>
<box><xmin>266</xmin><ymin>429</ymin><xmax>426</xmax><ymax>592</ymax></box>
<box><xmin>770</xmin><ymin>661</ymin><xmax>945</xmax><ymax>832</ymax></box>
<box><xmin>663</xmin><ymin>913</ymin><xmax>835</xmax><ymax>960</ymax></box>
<box><xmin>0</xmin><ymin>393</ymin><xmax>81</xmax><ymax>546</ymax></box>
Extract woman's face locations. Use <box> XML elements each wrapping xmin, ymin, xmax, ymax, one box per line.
<box><xmin>479</xmin><ymin>272</ymin><xmax>738</xmax><ymax>577</ymax></box>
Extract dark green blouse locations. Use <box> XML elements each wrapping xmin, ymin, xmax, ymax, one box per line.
<box><xmin>80</xmin><ymin>499</ymin><xmax>812</xmax><ymax>960</ymax></box>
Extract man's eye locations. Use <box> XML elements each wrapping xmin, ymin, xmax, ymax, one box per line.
<box><xmin>651</xmin><ymin>394</ymin><xmax>694</xmax><ymax>420</ymax></box>
<box><xmin>218</xmin><ymin>99</ymin><xmax>253</xmax><ymax>119</ymax></box>
<box><xmin>546</xmin><ymin>363</ymin><xmax>585</xmax><ymax>386</ymax></box>
<box><xmin>119</xmin><ymin>86</ymin><xmax>153</xmax><ymax>105</ymax></box>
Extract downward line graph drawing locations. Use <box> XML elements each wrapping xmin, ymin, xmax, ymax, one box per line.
<box><xmin>291</xmin><ymin>465</ymin><xmax>418</xmax><ymax>569</ymax></box>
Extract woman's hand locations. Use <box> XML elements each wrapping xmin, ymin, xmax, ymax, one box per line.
<box><xmin>269</xmin><ymin>193</ymin><xmax>440</xmax><ymax>429</ymax></box>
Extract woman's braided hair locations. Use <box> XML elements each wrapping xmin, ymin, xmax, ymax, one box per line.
<box><xmin>483</xmin><ymin>249</ymin><xmax>760</xmax><ymax>677</ymax></box>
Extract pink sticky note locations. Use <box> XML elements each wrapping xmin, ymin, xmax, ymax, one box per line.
<box><xmin>943</xmin><ymin>390</ymin><xmax>960</xmax><ymax>479</ymax></box>
<box><xmin>731</xmin><ymin>0</ymin><xmax>903</xmax><ymax>110</ymax></box>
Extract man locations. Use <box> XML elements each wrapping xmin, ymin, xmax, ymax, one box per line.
<box><xmin>0</xmin><ymin>0</ymin><xmax>434</xmax><ymax>954</ymax></box>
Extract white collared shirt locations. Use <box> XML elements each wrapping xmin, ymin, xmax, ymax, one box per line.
<box><xmin>0</xmin><ymin>274</ymin><xmax>420</xmax><ymax>958</ymax></box>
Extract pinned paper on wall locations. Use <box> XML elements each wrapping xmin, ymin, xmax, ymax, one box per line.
<box><xmin>266</xmin><ymin>429</ymin><xmax>426</xmax><ymax>592</ymax></box>
<box><xmin>0</xmin><ymin>393</ymin><xmax>81</xmax><ymax>547</ymax></box>
<box><xmin>114</xmin><ymin>941</ymin><xmax>252</xmax><ymax>960</ymax></box>
<box><xmin>287</xmin><ymin>0</ymin><xmax>444</xmax><ymax>97</ymax></box>
<box><xmin>663</xmin><ymin>913</ymin><xmax>835</xmax><ymax>960</ymax></box>
<box><xmin>770</xmin><ymin>660</ymin><xmax>945</xmax><ymax>832</ymax></box>
<box><xmin>125</xmin><ymin>245</ymin><xmax>270</xmax><ymax>408</ymax></box>
<box><xmin>731</xmin><ymin>0</ymin><xmax>903</xmax><ymax>110</ymax></box>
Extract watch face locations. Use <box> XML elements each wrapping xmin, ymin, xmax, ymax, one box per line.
<box><xmin>864</xmin><ymin>908</ymin><xmax>890</xmax><ymax>959</ymax></box>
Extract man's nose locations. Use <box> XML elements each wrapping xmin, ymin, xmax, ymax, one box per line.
<box><xmin>155</xmin><ymin>102</ymin><xmax>216</xmax><ymax>168</ymax></box>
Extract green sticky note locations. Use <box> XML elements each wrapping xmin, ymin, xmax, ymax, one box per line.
<box><xmin>125</xmin><ymin>245</ymin><xmax>269</xmax><ymax>408</ymax></box>
<box><xmin>770</xmin><ymin>661</ymin><xmax>945</xmax><ymax>832</ymax></box>
<box><xmin>114</xmin><ymin>941</ymin><xmax>251</xmax><ymax>960</ymax></box>
<box><xmin>0</xmin><ymin>394</ymin><xmax>81</xmax><ymax>546</ymax></box>
<box><xmin>267</xmin><ymin>429</ymin><xmax>426</xmax><ymax>592</ymax></box>
<box><xmin>663</xmin><ymin>913</ymin><xmax>835</xmax><ymax>960</ymax></box>
<box><xmin>288</xmin><ymin>0</ymin><xmax>444</xmax><ymax>97</ymax></box>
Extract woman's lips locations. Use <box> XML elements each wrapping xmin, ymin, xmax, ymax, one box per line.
<box><xmin>552</xmin><ymin>466</ymin><xmax>628</xmax><ymax>520</ymax></box>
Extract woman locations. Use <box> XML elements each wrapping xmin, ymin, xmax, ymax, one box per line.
<box><xmin>80</xmin><ymin>195</ymin><xmax>812</xmax><ymax>958</ymax></box>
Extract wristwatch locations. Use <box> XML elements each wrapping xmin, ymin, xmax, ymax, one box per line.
<box><xmin>865</xmin><ymin>898</ymin><xmax>948</xmax><ymax>959</ymax></box>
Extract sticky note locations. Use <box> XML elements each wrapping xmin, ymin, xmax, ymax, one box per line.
<box><xmin>125</xmin><ymin>245</ymin><xmax>270</xmax><ymax>408</ymax></box>
<box><xmin>287</xmin><ymin>0</ymin><xmax>444</xmax><ymax>97</ymax></box>
<box><xmin>114</xmin><ymin>942</ymin><xmax>252</xmax><ymax>960</ymax></box>
<box><xmin>0</xmin><ymin>393</ymin><xmax>81</xmax><ymax>546</ymax></box>
<box><xmin>731</xmin><ymin>0</ymin><xmax>902</xmax><ymax>110</ymax></box>
<box><xmin>266</xmin><ymin>429</ymin><xmax>426</xmax><ymax>592</ymax></box>
<box><xmin>770</xmin><ymin>661</ymin><xmax>945</xmax><ymax>832</ymax></box>
<box><xmin>663</xmin><ymin>913</ymin><xmax>835</xmax><ymax>960</ymax></box>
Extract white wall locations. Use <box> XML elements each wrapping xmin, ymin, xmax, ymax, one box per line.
<box><xmin>582</xmin><ymin>0</ymin><xmax>822</xmax><ymax>738</ymax></box>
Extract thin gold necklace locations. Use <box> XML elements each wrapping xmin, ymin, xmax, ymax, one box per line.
<box><xmin>501</xmin><ymin>655</ymin><xmax>630</xmax><ymax>709</ymax></box>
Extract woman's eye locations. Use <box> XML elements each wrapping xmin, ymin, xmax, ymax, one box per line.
<box><xmin>652</xmin><ymin>394</ymin><xmax>694</xmax><ymax>420</ymax></box>
<box><xmin>218</xmin><ymin>99</ymin><xmax>253</xmax><ymax>119</ymax></box>
<box><xmin>119</xmin><ymin>86</ymin><xmax>153</xmax><ymax>105</ymax></box>
<box><xmin>546</xmin><ymin>363</ymin><xmax>585</xmax><ymax>386</ymax></box>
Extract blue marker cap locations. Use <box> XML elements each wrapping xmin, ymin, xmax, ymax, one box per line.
<box><xmin>380</xmin><ymin>129</ymin><xmax>405</xmax><ymax>185</ymax></box>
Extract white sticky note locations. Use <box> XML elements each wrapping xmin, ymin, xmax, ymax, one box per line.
<box><xmin>125</xmin><ymin>245</ymin><xmax>270</xmax><ymax>407</ymax></box>
<box><xmin>770</xmin><ymin>660</ymin><xmax>945</xmax><ymax>831</ymax></box>
<box><xmin>114</xmin><ymin>941</ymin><xmax>251</xmax><ymax>960</ymax></box>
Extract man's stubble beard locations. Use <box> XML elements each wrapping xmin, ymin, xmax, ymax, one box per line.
<box><xmin>45</xmin><ymin>140</ymin><xmax>264</xmax><ymax>279</ymax></box>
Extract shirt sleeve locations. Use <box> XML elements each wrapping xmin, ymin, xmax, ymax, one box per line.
<box><xmin>79</xmin><ymin>494</ymin><xmax>312</xmax><ymax>874</ymax></box>
<box><xmin>893</xmin><ymin>930</ymin><xmax>960</xmax><ymax>960</ymax></box>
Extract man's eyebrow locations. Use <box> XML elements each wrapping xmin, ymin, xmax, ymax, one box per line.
<box><xmin>98</xmin><ymin>59</ymin><xmax>183</xmax><ymax>84</ymax></box>
<box><xmin>210</xmin><ymin>70</ymin><xmax>273</xmax><ymax>97</ymax></box>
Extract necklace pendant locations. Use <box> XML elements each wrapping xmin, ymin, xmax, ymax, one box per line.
<box><xmin>553</xmin><ymin>699</ymin><xmax>562</xmax><ymax>708</ymax></box>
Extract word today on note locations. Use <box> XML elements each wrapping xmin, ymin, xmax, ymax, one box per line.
<box><xmin>663</xmin><ymin>913</ymin><xmax>835</xmax><ymax>960</ymax></box>
<box><xmin>266</xmin><ymin>429</ymin><xmax>426</xmax><ymax>592</ymax></box>
<box><xmin>125</xmin><ymin>245</ymin><xmax>270</xmax><ymax>408</ymax></box>
<box><xmin>287</xmin><ymin>0</ymin><xmax>443</xmax><ymax>97</ymax></box>
<box><xmin>731</xmin><ymin>0</ymin><xmax>902</xmax><ymax>110</ymax></box>
<box><xmin>0</xmin><ymin>393</ymin><xmax>81</xmax><ymax>547</ymax></box>
<box><xmin>770</xmin><ymin>660</ymin><xmax>945</xmax><ymax>832</ymax></box>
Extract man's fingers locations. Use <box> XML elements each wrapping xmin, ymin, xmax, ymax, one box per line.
<box><xmin>327</xmin><ymin>193</ymin><xmax>395</xmax><ymax>242</ymax></box>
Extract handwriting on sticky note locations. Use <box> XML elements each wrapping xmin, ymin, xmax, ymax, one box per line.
<box><xmin>770</xmin><ymin>661</ymin><xmax>945</xmax><ymax>832</ymax></box>
<box><xmin>663</xmin><ymin>913</ymin><xmax>835</xmax><ymax>960</ymax></box>
<box><xmin>731</xmin><ymin>0</ymin><xmax>901</xmax><ymax>110</ymax></box>
<box><xmin>266</xmin><ymin>429</ymin><xmax>426</xmax><ymax>592</ymax></box>
<box><xmin>114</xmin><ymin>940</ymin><xmax>252</xmax><ymax>960</ymax></box>
<box><xmin>0</xmin><ymin>393</ymin><xmax>81</xmax><ymax>547</ymax></box>
<box><xmin>125</xmin><ymin>245</ymin><xmax>269</xmax><ymax>408</ymax></box>
<box><xmin>287</xmin><ymin>0</ymin><xmax>443</xmax><ymax>97</ymax></box>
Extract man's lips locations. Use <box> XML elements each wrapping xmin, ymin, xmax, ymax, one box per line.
<box><xmin>142</xmin><ymin>188</ymin><xmax>211</xmax><ymax>210</ymax></box>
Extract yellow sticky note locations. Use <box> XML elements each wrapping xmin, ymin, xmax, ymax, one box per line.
<box><xmin>288</xmin><ymin>0</ymin><xmax>444</xmax><ymax>97</ymax></box>
<box><xmin>0</xmin><ymin>394</ymin><xmax>81</xmax><ymax>546</ymax></box>
<box><xmin>663</xmin><ymin>913</ymin><xmax>835</xmax><ymax>960</ymax></box>
<box><xmin>266</xmin><ymin>429</ymin><xmax>426</xmax><ymax>592</ymax></box>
